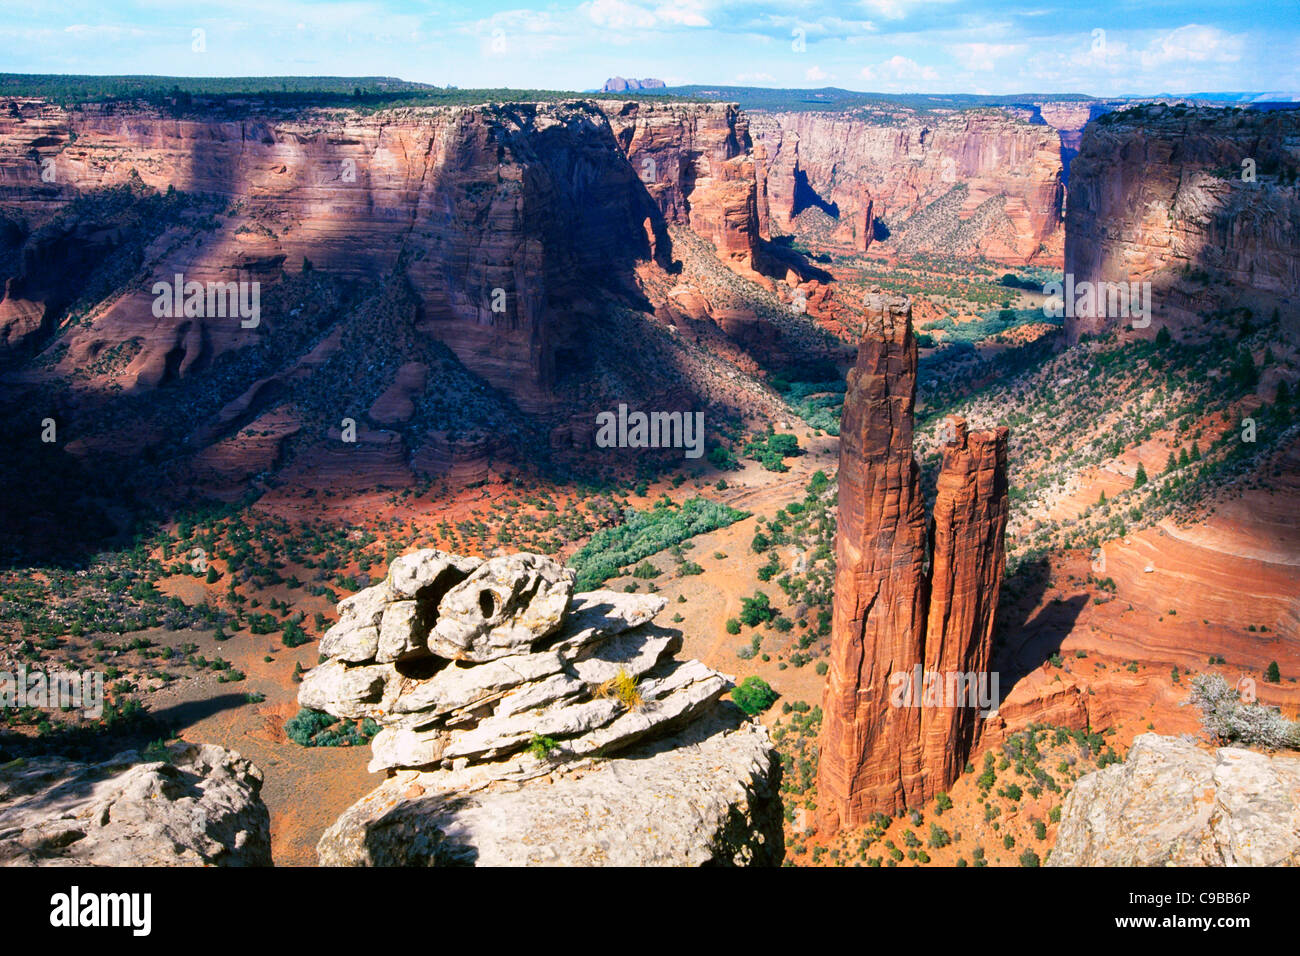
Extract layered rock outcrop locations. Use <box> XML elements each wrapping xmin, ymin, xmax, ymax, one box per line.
<box><xmin>1049</xmin><ymin>734</ymin><xmax>1300</xmax><ymax>866</ymax></box>
<box><xmin>0</xmin><ymin>743</ymin><xmax>271</xmax><ymax>866</ymax></box>
<box><xmin>601</xmin><ymin>101</ymin><xmax>768</xmax><ymax>272</ymax></box>
<box><xmin>817</xmin><ymin>292</ymin><xmax>1009</xmax><ymax>832</ymax></box>
<box><xmin>0</xmin><ymin>98</ymin><xmax>664</xmax><ymax>411</ymax></box>
<box><xmin>920</xmin><ymin>419</ymin><xmax>1010</xmax><ymax>787</ymax></box>
<box><xmin>752</xmin><ymin>109</ymin><xmax>1064</xmax><ymax>263</ymax></box>
<box><xmin>301</xmin><ymin>548</ymin><xmax>783</xmax><ymax>865</ymax></box>
<box><xmin>1065</xmin><ymin>105</ymin><xmax>1300</xmax><ymax>343</ymax></box>
<box><xmin>319</xmin><ymin>709</ymin><xmax>781</xmax><ymax>866</ymax></box>
<box><xmin>602</xmin><ymin>77</ymin><xmax>666</xmax><ymax>93</ymax></box>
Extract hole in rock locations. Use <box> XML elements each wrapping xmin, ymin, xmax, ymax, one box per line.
<box><xmin>478</xmin><ymin>589</ymin><xmax>498</xmax><ymax>619</ymax></box>
<box><xmin>394</xmin><ymin>654</ymin><xmax>449</xmax><ymax>681</ymax></box>
<box><xmin>411</xmin><ymin>564</ymin><xmax>475</xmax><ymax>638</ymax></box>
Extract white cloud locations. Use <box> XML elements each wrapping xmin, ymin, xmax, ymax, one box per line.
<box><xmin>860</xmin><ymin>55</ymin><xmax>938</xmax><ymax>83</ymax></box>
<box><xmin>655</xmin><ymin>0</ymin><xmax>711</xmax><ymax>27</ymax></box>
<box><xmin>582</xmin><ymin>0</ymin><xmax>710</xmax><ymax>31</ymax></box>
<box><xmin>805</xmin><ymin>65</ymin><xmax>829</xmax><ymax>81</ymax></box>
<box><xmin>585</xmin><ymin>0</ymin><xmax>657</xmax><ymax>30</ymax></box>
<box><xmin>1139</xmin><ymin>24</ymin><xmax>1242</xmax><ymax>69</ymax></box>
<box><xmin>858</xmin><ymin>0</ymin><xmax>957</xmax><ymax>21</ymax></box>
<box><xmin>949</xmin><ymin>42</ymin><xmax>1025</xmax><ymax>73</ymax></box>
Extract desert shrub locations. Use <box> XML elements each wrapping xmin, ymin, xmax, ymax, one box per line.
<box><xmin>928</xmin><ymin>823</ymin><xmax>950</xmax><ymax>848</ymax></box>
<box><xmin>527</xmin><ymin>733</ymin><xmax>558</xmax><ymax>759</ymax></box>
<box><xmin>594</xmin><ymin>667</ymin><xmax>642</xmax><ymax>710</ymax></box>
<box><xmin>567</xmin><ymin>497</ymin><xmax>747</xmax><ymax>590</ymax></box>
<box><xmin>1188</xmin><ymin>673</ymin><xmax>1298</xmax><ymax>749</ymax></box>
<box><xmin>732</xmin><ymin>676</ymin><xmax>778</xmax><ymax>715</ymax></box>
<box><xmin>739</xmin><ymin>591</ymin><xmax>776</xmax><ymax>627</ymax></box>
<box><xmin>285</xmin><ymin>707</ymin><xmax>379</xmax><ymax>747</ymax></box>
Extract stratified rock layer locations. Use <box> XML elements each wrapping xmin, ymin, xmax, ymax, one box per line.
<box><xmin>1049</xmin><ymin>734</ymin><xmax>1300</xmax><ymax>866</ymax></box>
<box><xmin>752</xmin><ymin>109</ymin><xmax>1063</xmax><ymax>263</ymax></box>
<box><xmin>921</xmin><ymin>419</ymin><xmax>1010</xmax><ymax>787</ymax></box>
<box><xmin>817</xmin><ymin>292</ymin><xmax>928</xmax><ymax>828</ymax></box>
<box><xmin>601</xmin><ymin>101</ymin><xmax>767</xmax><ymax>273</ymax></box>
<box><xmin>1065</xmin><ymin>105</ymin><xmax>1300</xmax><ymax>343</ymax></box>
<box><xmin>817</xmin><ymin>292</ymin><xmax>1009</xmax><ymax>832</ymax></box>
<box><xmin>0</xmin><ymin>98</ymin><xmax>664</xmax><ymax>412</ymax></box>
<box><xmin>318</xmin><ymin>710</ymin><xmax>782</xmax><ymax>866</ymax></box>
<box><xmin>304</xmin><ymin>548</ymin><xmax>783</xmax><ymax>865</ymax></box>
<box><xmin>0</xmin><ymin>743</ymin><xmax>271</xmax><ymax>866</ymax></box>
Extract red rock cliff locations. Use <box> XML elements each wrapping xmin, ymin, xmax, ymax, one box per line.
<box><xmin>752</xmin><ymin>109</ymin><xmax>1064</xmax><ymax>264</ymax></box>
<box><xmin>0</xmin><ymin>98</ymin><xmax>661</xmax><ymax>412</ymax></box>
<box><xmin>1064</xmin><ymin>105</ymin><xmax>1300</xmax><ymax>343</ymax></box>
<box><xmin>818</xmin><ymin>292</ymin><xmax>929</xmax><ymax>830</ymax></box>
<box><xmin>920</xmin><ymin>419</ymin><xmax>1009</xmax><ymax>789</ymax></box>
<box><xmin>601</xmin><ymin>101</ymin><xmax>768</xmax><ymax>272</ymax></box>
<box><xmin>817</xmin><ymin>292</ymin><xmax>1009</xmax><ymax>832</ymax></box>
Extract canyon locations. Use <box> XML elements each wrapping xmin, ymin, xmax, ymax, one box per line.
<box><xmin>0</xmin><ymin>82</ymin><xmax>1297</xmax><ymax>867</ymax></box>
<box><xmin>0</xmin><ymin>98</ymin><xmax>663</xmax><ymax>412</ymax></box>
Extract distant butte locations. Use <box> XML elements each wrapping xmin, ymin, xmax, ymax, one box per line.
<box><xmin>602</xmin><ymin>77</ymin><xmax>667</xmax><ymax>92</ymax></box>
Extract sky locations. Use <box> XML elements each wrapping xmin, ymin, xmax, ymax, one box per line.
<box><xmin>2</xmin><ymin>0</ymin><xmax>1298</xmax><ymax>97</ymax></box>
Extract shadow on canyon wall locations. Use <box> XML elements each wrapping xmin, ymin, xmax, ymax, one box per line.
<box><xmin>992</xmin><ymin>555</ymin><xmax>1087</xmax><ymax>689</ymax></box>
<box><xmin>791</xmin><ymin>167</ymin><xmax>838</xmax><ymax>219</ymax></box>
<box><xmin>0</xmin><ymin>105</ymin><xmax>840</xmax><ymax>569</ymax></box>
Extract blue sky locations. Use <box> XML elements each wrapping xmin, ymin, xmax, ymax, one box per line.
<box><xmin>2</xmin><ymin>1</ymin><xmax>1297</xmax><ymax>96</ymax></box>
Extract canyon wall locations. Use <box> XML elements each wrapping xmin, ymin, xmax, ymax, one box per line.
<box><xmin>601</xmin><ymin>101</ymin><xmax>767</xmax><ymax>272</ymax></box>
<box><xmin>818</xmin><ymin>291</ymin><xmax>1008</xmax><ymax>831</ymax></box>
<box><xmin>0</xmin><ymin>97</ymin><xmax>666</xmax><ymax>411</ymax></box>
<box><xmin>1065</xmin><ymin>105</ymin><xmax>1300</xmax><ymax>343</ymax></box>
<box><xmin>751</xmin><ymin>109</ymin><xmax>1064</xmax><ymax>263</ymax></box>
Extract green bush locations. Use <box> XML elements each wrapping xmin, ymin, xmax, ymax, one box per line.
<box><xmin>285</xmin><ymin>707</ymin><xmax>379</xmax><ymax>747</ymax></box>
<box><xmin>739</xmin><ymin>591</ymin><xmax>776</xmax><ymax>627</ymax></box>
<box><xmin>732</xmin><ymin>676</ymin><xmax>778</xmax><ymax>715</ymax></box>
<box><xmin>527</xmin><ymin>733</ymin><xmax>558</xmax><ymax>759</ymax></box>
<box><xmin>567</xmin><ymin>498</ymin><xmax>747</xmax><ymax>591</ymax></box>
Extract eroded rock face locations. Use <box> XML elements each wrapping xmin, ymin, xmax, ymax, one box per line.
<box><xmin>1065</xmin><ymin>105</ymin><xmax>1300</xmax><ymax>343</ymax></box>
<box><xmin>429</xmin><ymin>553</ymin><xmax>573</xmax><ymax>662</ymax></box>
<box><xmin>303</xmin><ymin>548</ymin><xmax>781</xmax><ymax>865</ymax></box>
<box><xmin>0</xmin><ymin>743</ymin><xmax>271</xmax><ymax>866</ymax></box>
<box><xmin>601</xmin><ymin>101</ymin><xmax>767</xmax><ymax>273</ymax></box>
<box><xmin>752</xmin><ymin>109</ymin><xmax>1064</xmax><ymax>264</ymax></box>
<box><xmin>318</xmin><ymin>709</ymin><xmax>782</xmax><ymax>867</ymax></box>
<box><xmin>0</xmin><ymin>98</ymin><xmax>662</xmax><ymax>412</ymax></box>
<box><xmin>921</xmin><ymin>419</ymin><xmax>1010</xmax><ymax>788</ymax></box>
<box><xmin>817</xmin><ymin>292</ymin><xmax>929</xmax><ymax>829</ymax></box>
<box><xmin>1049</xmin><ymin>734</ymin><xmax>1300</xmax><ymax>866</ymax></box>
<box><xmin>817</xmin><ymin>292</ymin><xmax>1010</xmax><ymax>832</ymax></box>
